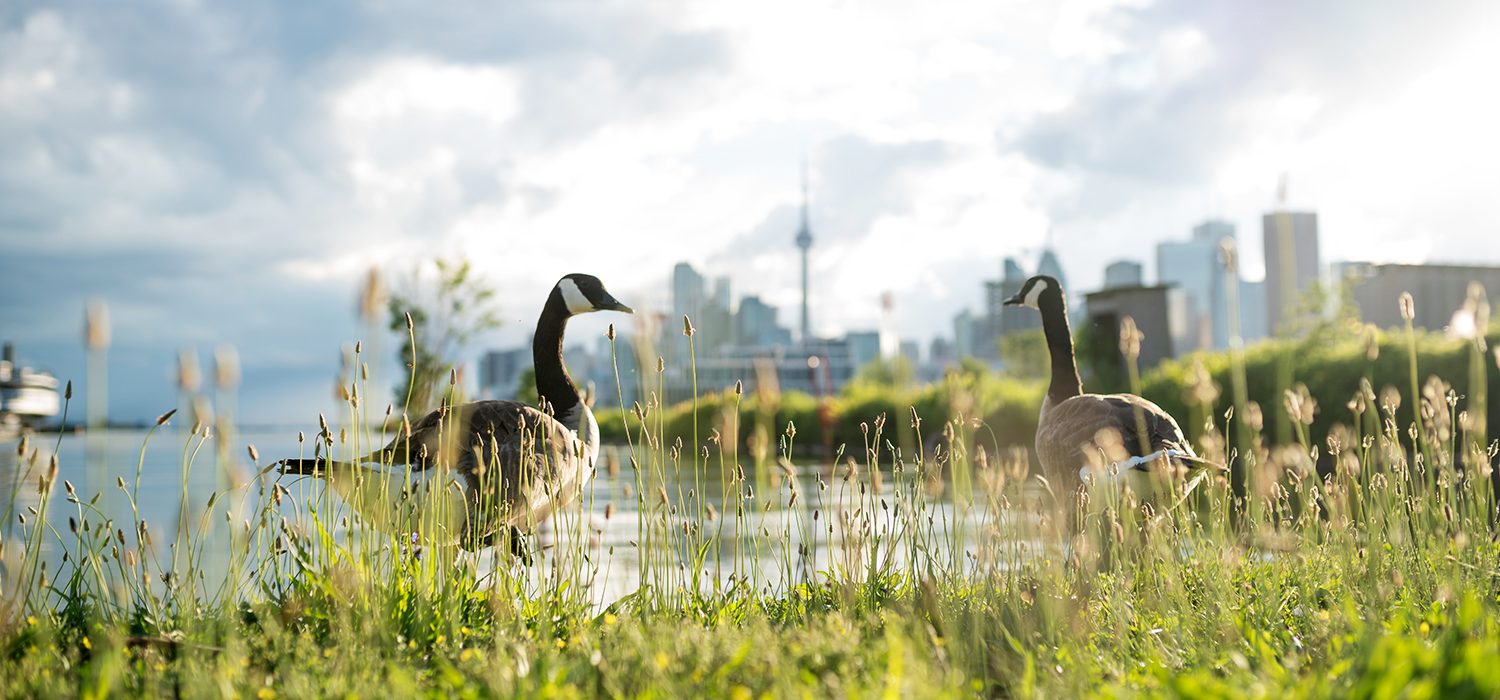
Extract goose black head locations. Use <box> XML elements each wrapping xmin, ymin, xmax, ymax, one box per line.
<box><xmin>556</xmin><ymin>274</ymin><xmax>633</xmax><ymax>316</ymax></box>
<box><xmin>1002</xmin><ymin>275</ymin><xmax>1062</xmax><ymax>310</ymax></box>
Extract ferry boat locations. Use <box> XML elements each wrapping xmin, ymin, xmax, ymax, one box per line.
<box><xmin>0</xmin><ymin>342</ymin><xmax>60</xmax><ymax>438</ymax></box>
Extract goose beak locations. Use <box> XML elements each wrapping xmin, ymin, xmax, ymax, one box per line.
<box><xmin>602</xmin><ymin>296</ymin><xmax>633</xmax><ymax>314</ymax></box>
<box><xmin>1002</xmin><ymin>294</ymin><xmax>1024</xmax><ymax>307</ymax></box>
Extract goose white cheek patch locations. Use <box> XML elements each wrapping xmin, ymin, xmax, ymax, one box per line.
<box><xmin>558</xmin><ymin>279</ymin><xmax>592</xmax><ymax>314</ymax></box>
<box><xmin>1022</xmin><ymin>280</ymin><xmax>1048</xmax><ymax>309</ymax></box>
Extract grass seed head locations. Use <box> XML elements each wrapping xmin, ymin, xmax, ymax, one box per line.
<box><xmin>1119</xmin><ymin>316</ymin><xmax>1143</xmax><ymax>360</ymax></box>
<box><xmin>360</xmin><ymin>268</ymin><xmax>385</xmax><ymax>321</ymax></box>
<box><xmin>214</xmin><ymin>345</ymin><xmax>240</xmax><ymax>390</ymax></box>
<box><xmin>177</xmin><ymin>349</ymin><xmax>202</xmax><ymax>393</ymax></box>
<box><xmin>1217</xmin><ymin>238</ymin><xmax>1238</xmax><ymax>273</ymax></box>
<box><xmin>155</xmin><ymin>409</ymin><xmax>176</xmax><ymax>426</ymax></box>
<box><xmin>84</xmin><ymin>299</ymin><xmax>111</xmax><ymax>350</ymax></box>
<box><xmin>42</xmin><ymin>455</ymin><xmax>59</xmax><ymax>491</ymax></box>
<box><xmin>1362</xmin><ymin>325</ymin><xmax>1380</xmax><ymax>361</ymax></box>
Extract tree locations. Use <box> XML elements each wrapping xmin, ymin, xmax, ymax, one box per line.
<box><xmin>852</xmin><ymin>355</ymin><xmax>914</xmax><ymax>389</ymax></box>
<box><xmin>997</xmin><ymin>328</ymin><xmax>1048</xmax><ymax>379</ymax></box>
<box><xmin>388</xmin><ymin>258</ymin><xmax>502</xmax><ymax>415</ymax></box>
<box><xmin>514</xmin><ymin>365</ymin><xmax>539</xmax><ymax>407</ymax></box>
<box><xmin>1074</xmin><ymin>318</ymin><xmax>1128</xmax><ymax>394</ymax></box>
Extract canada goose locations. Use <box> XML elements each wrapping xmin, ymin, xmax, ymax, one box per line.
<box><xmin>1002</xmin><ymin>275</ymin><xmax>1220</xmax><ymax>498</ymax></box>
<box><xmin>278</xmin><ymin>273</ymin><xmax>632</xmax><ymax>557</ymax></box>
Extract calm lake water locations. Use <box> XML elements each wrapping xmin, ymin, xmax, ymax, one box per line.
<box><xmin>2</xmin><ymin>426</ymin><xmax>1011</xmax><ymax>607</ymax></box>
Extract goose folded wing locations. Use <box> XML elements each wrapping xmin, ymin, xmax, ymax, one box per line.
<box><xmin>1088</xmin><ymin>394</ymin><xmax>1193</xmax><ymax>457</ymax></box>
<box><xmin>1038</xmin><ymin>394</ymin><xmax>1195</xmax><ymax>479</ymax></box>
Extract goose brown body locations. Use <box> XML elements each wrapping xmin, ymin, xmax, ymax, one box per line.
<box><xmin>1036</xmin><ymin>392</ymin><xmax>1197</xmax><ymax>484</ymax></box>
<box><xmin>278</xmin><ymin>273</ymin><xmax>630</xmax><ymax>553</ymax></box>
<box><xmin>281</xmin><ymin>400</ymin><xmax>592</xmax><ymax>549</ymax></box>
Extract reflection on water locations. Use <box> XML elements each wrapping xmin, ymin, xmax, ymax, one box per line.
<box><xmin>2</xmin><ymin>427</ymin><xmax>1040</xmax><ymax>608</ymax></box>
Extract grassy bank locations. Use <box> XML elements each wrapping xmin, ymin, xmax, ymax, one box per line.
<box><xmin>5</xmin><ymin>317</ymin><xmax>1500</xmax><ymax>697</ymax></box>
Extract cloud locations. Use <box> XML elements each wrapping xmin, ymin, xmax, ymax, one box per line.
<box><xmin>0</xmin><ymin>0</ymin><xmax>734</xmax><ymax>422</ymax></box>
<box><xmin>3</xmin><ymin>0</ymin><xmax>1497</xmax><ymax>423</ymax></box>
<box><xmin>1013</xmin><ymin>1</ymin><xmax>1485</xmax><ymax>194</ymax></box>
<box><xmin>1006</xmin><ymin>0</ymin><xmax>1499</xmax><ymax>283</ymax></box>
<box><xmin>713</xmin><ymin>135</ymin><xmax>954</xmax><ymax>260</ymax></box>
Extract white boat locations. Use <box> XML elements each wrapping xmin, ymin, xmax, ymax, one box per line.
<box><xmin>0</xmin><ymin>343</ymin><xmax>60</xmax><ymax>437</ymax></box>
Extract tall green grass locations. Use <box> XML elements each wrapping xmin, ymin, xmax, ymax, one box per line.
<box><xmin>4</xmin><ymin>299</ymin><xmax>1500</xmax><ymax>697</ymax></box>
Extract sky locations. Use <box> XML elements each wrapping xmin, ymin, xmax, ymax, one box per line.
<box><xmin>2</xmin><ymin>0</ymin><xmax>1498</xmax><ymax>424</ymax></box>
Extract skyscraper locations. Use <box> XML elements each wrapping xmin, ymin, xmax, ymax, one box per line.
<box><xmin>1036</xmin><ymin>248</ymin><xmax>1067</xmax><ymax>291</ymax></box>
<box><xmin>671</xmin><ymin>262</ymin><xmax>705</xmax><ymax>322</ymax></box>
<box><xmin>736</xmin><ymin>295</ymin><xmax>791</xmax><ymax>347</ymax></box>
<box><xmin>669</xmin><ymin>262</ymin><xmax>709</xmax><ymax>366</ymax></box>
<box><xmin>1157</xmin><ymin>220</ymin><xmax>1236</xmax><ymax>350</ymax></box>
<box><xmin>795</xmin><ymin>164</ymin><xmax>814</xmax><ymax>343</ymax></box>
<box><xmin>952</xmin><ymin>308</ymin><xmax>976</xmax><ymax>358</ymax></box>
<box><xmin>1262</xmin><ymin>211</ymin><xmax>1320</xmax><ymax>334</ymax></box>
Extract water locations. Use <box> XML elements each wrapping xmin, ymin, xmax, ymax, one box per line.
<box><xmin>2</xmin><ymin>426</ymin><xmax>1022</xmax><ymax>608</ymax></box>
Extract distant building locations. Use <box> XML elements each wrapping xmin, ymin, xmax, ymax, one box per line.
<box><xmin>585</xmin><ymin>335</ymin><xmax>640</xmax><ymax>407</ymax></box>
<box><xmin>692</xmin><ymin>339</ymin><xmax>855</xmax><ymax>400</ymax></box>
<box><xmin>974</xmin><ymin>279</ymin><xmax>1005</xmax><ymax>360</ymax></box>
<box><xmin>954</xmin><ymin>252</ymin><xmax>1060</xmax><ymax>362</ymax></box>
<box><xmin>1337</xmin><ymin>262</ymin><xmax>1500</xmax><ymax>332</ymax></box>
<box><xmin>1238</xmin><ymin>280</ymin><xmax>1269</xmax><ymax>343</ymax></box>
<box><xmin>953</xmin><ymin>308</ymin><xmax>977</xmax><ymax>359</ymax></box>
<box><xmin>929</xmin><ymin>337</ymin><xmax>955</xmax><ymax>366</ymax></box>
<box><xmin>1157</xmin><ymin>220</ymin><xmax>1236</xmax><ymax>351</ymax></box>
<box><xmin>1036</xmin><ymin>248</ymin><xmax>1067</xmax><ymax>290</ymax></box>
<box><xmin>795</xmin><ymin>166</ymin><xmax>815</xmax><ymax>342</ymax></box>
<box><xmin>1083</xmin><ymin>285</ymin><xmax>1189</xmax><ymax>372</ymax></box>
<box><xmin>1263</xmin><ymin>211</ymin><xmax>1321</xmax><ymax>334</ymax></box>
<box><xmin>1104</xmin><ymin>260</ymin><xmax>1144</xmax><ymax>289</ymax></box>
<box><xmin>479</xmin><ymin>347</ymin><xmax>530</xmax><ymax>400</ymax></box>
<box><xmin>846</xmin><ymin>331</ymin><xmax>883</xmax><ymax>372</ymax></box>
<box><xmin>899</xmin><ymin>340</ymin><xmax>921</xmax><ymax>366</ymax></box>
<box><xmin>671</xmin><ymin>262</ymin><xmax>706</xmax><ymax>322</ymax></box>
<box><xmin>737</xmin><ymin>295</ymin><xmax>792</xmax><ymax>348</ymax></box>
<box><xmin>698</xmin><ymin>276</ymin><xmax>735</xmax><ymax>353</ymax></box>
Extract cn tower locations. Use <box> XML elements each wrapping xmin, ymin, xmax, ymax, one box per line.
<box><xmin>795</xmin><ymin>163</ymin><xmax>813</xmax><ymax>343</ymax></box>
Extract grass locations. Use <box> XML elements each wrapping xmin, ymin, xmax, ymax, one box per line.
<box><xmin>5</xmin><ymin>310</ymin><xmax>1500</xmax><ymax>698</ymax></box>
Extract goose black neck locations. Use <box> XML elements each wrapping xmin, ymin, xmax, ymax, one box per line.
<box><xmin>532</xmin><ymin>291</ymin><xmax>581</xmax><ymax>426</ymax></box>
<box><xmin>1040</xmin><ymin>292</ymin><xmax>1083</xmax><ymax>404</ymax></box>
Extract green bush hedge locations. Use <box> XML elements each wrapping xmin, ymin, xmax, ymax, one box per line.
<box><xmin>598</xmin><ymin>322</ymin><xmax>1499</xmax><ymax>462</ymax></box>
<box><xmin>596</xmin><ymin>367</ymin><xmax>1044</xmax><ymax>461</ymax></box>
<box><xmin>1137</xmin><ymin>324</ymin><xmax>1499</xmax><ymax>451</ymax></box>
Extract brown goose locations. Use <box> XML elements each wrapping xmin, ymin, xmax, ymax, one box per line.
<box><xmin>1003</xmin><ymin>275</ymin><xmax>1220</xmax><ymax>497</ymax></box>
<box><xmin>278</xmin><ymin>273</ymin><xmax>632</xmax><ymax>557</ymax></box>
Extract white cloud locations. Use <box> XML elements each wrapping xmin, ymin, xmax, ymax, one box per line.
<box><xmin>3</xmin><ymin>0</ymin><xmax>1498</xmax><ymax>421</ymax></box>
